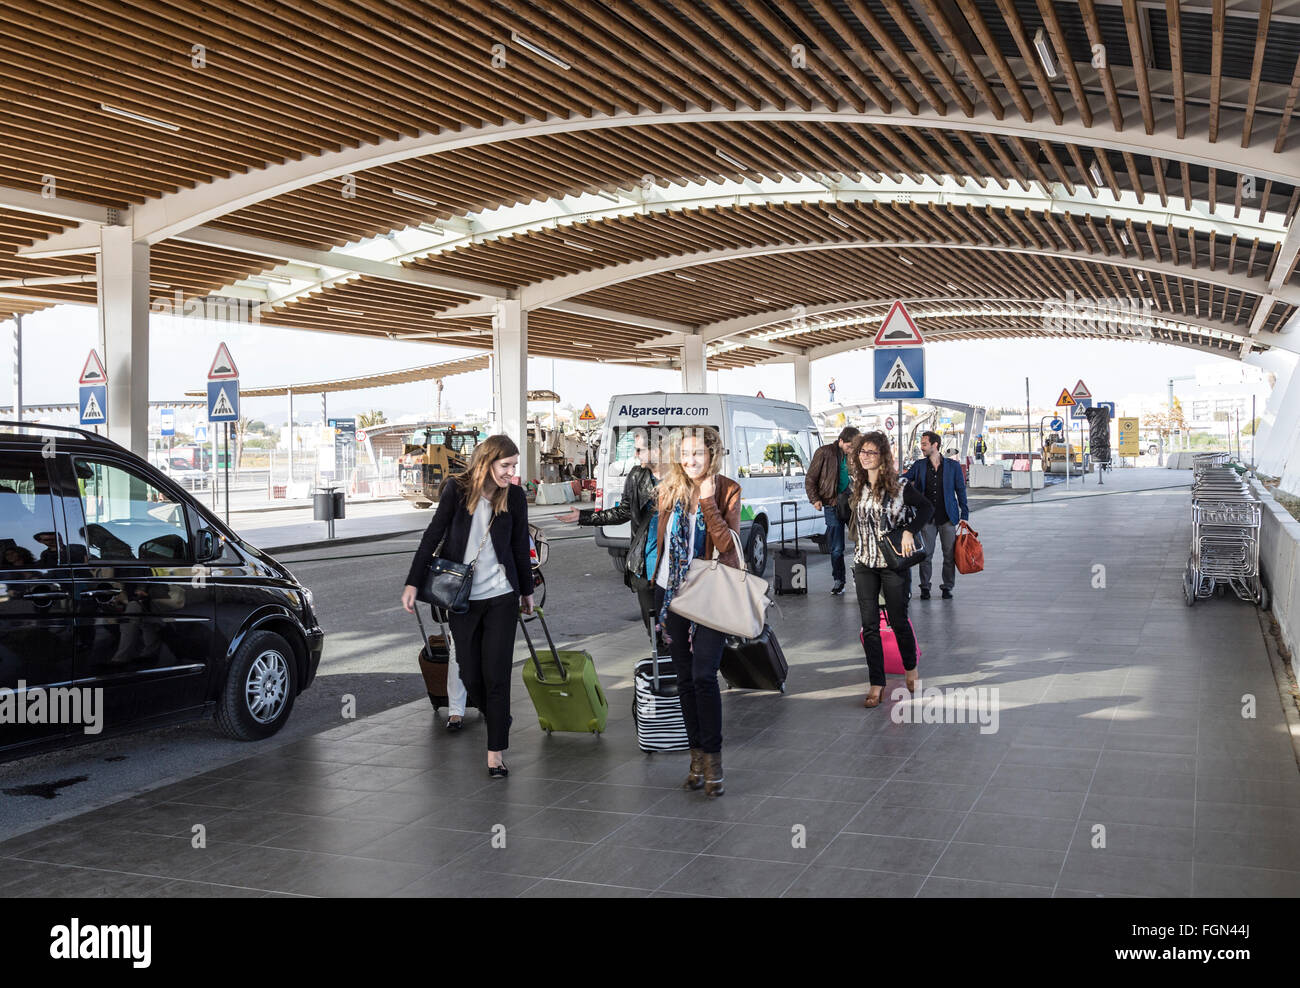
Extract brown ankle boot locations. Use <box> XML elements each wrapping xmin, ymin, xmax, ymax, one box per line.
<box><xmin>684</xmin><ymin>748</ymin><xmax>705</xmax><ymax>790</ymax></box>
<box><xmin>703</xmin><ymin>751</ymin><xmax>725</xmax><ymax>798</ymax></box>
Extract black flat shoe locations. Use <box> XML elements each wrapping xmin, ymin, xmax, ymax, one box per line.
<box><xmin>446</xmin><ymin>718</ymin><xmax>464</xmax><ymax>732</ymax></box>
<box><xmin>487</xmin><ymin>764</ymin><xmax>509</xmax><ymax>779</ymax></box>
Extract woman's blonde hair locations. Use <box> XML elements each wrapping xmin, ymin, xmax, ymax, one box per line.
<box><xmin>460</xmin><ymin>434</ymin><xmax>518</xmax><ymax>516</ymax></box>
<box><xmin>656</xmin><ymin>425</ymin><xmax>724</xmax><ymax>513</ymax></box>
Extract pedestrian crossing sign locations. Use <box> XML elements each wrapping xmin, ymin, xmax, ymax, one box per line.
<box><xmin>873</xmin><ymin>346</ymin><xmax>925</xmax><ymax>399</ymax></box>
<box><xmin>207</xmin><ymin>379</ymin><xmax>240</xmax><ymax>422</ymax></box>
<box><xmin>79</xmin><ymin>385</ymin><xmax>106</xmax><ymax>425</ymax></box>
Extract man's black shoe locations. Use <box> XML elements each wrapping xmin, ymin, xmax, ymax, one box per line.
<box><xmin>919</xmin><ymin>588</ymin><xmax>931</xmax><ymax>600</ymax></box>
<box><xmin>941</xmin><ymin>589</ymin><xmax>953</xmax><ymax>599</ymax></box>
<box><xmin>831</xmin><ymin>580</ymin><xmax>845</xmax><ymax>595</ymax></box>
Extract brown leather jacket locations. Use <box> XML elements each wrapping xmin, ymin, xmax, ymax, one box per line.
<box><xmin>805</xmin><ymin>441</ymin><xmax>844</xmax><ymax>505</ymax></box>
<box><xmin>653</xmin><ymin>474</ymin><xmax>743</xmax><ymax>573</ymax></box>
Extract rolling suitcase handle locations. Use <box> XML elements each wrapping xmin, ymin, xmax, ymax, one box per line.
<box><xmin>780</xmin><ymin>499</ymin><xmax>800</xmax><ymax>551</ymax></box>
<box><xmin>517</xmin><ymin>606</ymin><xmax>570</xmax><ymax>684</ymax></box>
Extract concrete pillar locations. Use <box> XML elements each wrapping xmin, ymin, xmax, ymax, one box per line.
<box><xmin>1252</xmin><ymin>352</ymin><xmax>1300</xmax><ymax>477</ymax></box>
<box><xmin>11</xmin><ymin>314</ymin><xmax>21</xmax><ymax>422</ymax></box>
<box><xmin>97</xmin><ymin>225</ymin><xmax>150</xmax><ymax>454</ymax></box>
<box><xmin>681</xmin><ymin>334</ymin><xmax>706</xmax><ymax>393</ymax></box>
<box><xmin>492</xmin><ymin>298</ymin><xmax>527</xmax><ymax>446</ymax></box>
<box><xmin>793</xmin><ymin>353</ymin><xmax>811</xmax><ymax>409</ymax></box>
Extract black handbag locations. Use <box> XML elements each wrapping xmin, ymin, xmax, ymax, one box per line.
<box><xmin>417</xmin><ymin>526</ymin><xmax>493</xmax><ymax>614</ymax></box>
<box><xmin>880</xmin><ymin>525</ymin><xmax>927</xmax><ymax>570</ymax></box>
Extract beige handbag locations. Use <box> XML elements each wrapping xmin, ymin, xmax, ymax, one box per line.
<box><xmin>667</xmin><ymin>529</ymin><xmax>770</xmax><ymax>639</ymax></box>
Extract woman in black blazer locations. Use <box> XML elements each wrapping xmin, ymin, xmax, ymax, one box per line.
<box><xmin>402</xmin><ymin>435</ymin><xmax>533</xmax><ymax>778</ymax></box>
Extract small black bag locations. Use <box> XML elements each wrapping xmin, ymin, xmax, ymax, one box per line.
<box><xmin>880</xmin><ymin>525</ymin><xmax>927</xmax><ymax>570</ymax></box>
<box><xmin>417</xmin><ymin>526</ymin><xmax>493</xmax><ymax>614</ymax></box>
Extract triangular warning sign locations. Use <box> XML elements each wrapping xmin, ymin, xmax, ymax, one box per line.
<box><xmin>1071</xmin><ymin>379</ymin><xmax>1092</xmax><ymax>399</ymax></box>
<box><xmin>82</xmin><ymin>391</ymin><xmax>104</xmax><ymax>421</ymax></box>
<box><xmin>208</xmin><ymin>342</ymin><xmax>239</xmax><ymax>380</ymax></box>
<box><xmin>578</xmin><ymin>404</ymin><xmax>597</xmax><ymax>421</ymax></box>
<box><xmin>873</xmin><ymin>300</ymin><xmax>925</xmax><ymax>346</ymax></box>
<box><xmin>210</xmin><ymin>386</ymin><xmax>236</xmax><ymax>418</ymax></box>
<box><xmin>79</xmin><ymin>350</ymin><xmax>107</xmax><ymax>384</ymax></box>
<box><xmin>879</xmin><ymin>355</ymin><xmax>919</xmax><ymax>393</ymax></box>
<box><xmin>756</xmin><ymin>391</ymin><xmax>765</xmax><ymax>398</ymax></box>
<box><xmin>1056</xmin><ymin>388</ymin><xmax>1076</xmax><ymax>407</ymax></box>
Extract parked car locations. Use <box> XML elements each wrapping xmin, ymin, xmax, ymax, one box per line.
<box><xmin>593</xmin><ymin>393</ymin><xmax>827</xmax><ymax>576</ymax></box>
<box><xmin>0</xmin><ymin>422</ymin><xmax>323</xmax><ymax>761</ymax></box>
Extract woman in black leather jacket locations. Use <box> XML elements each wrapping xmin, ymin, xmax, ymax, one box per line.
<box><xmin>558</xmin><ymin>427</ymin><xmax>662</xmax><ymax>638</ymax></box>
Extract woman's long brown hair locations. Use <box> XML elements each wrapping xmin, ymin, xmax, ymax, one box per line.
<box><xmin>656</xmin><ymin>426</ymin><xmax>724</xmax><ymax>514</ymax></box>
<box><xmin>849</xmin><ymin>430</ymin><xmax>901</xmax><ymax>507</ymax></box>
<box><xmin>460</xmin><ymin>434</ymin><xmax>518</xmax><ymax>516</ymax></box>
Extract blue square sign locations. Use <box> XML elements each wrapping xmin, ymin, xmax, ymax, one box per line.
<box><xmin>78</xmin><ymin>385</ymin><xmax>106</xmax><ymax>425</ymax></box>
<box><xmin>873</xmin><ymin>347</ymin><xmax>925</xmax><ymax>400</ymax></box>
<box><xmin>1070</xmin><ymin>397</ymin><xmax>1093</xmax><ymax>419</ymax></box>
<box><xmin>207</xmin><ymin>380</ymin><xmax>240</xmax><ymax>422</ymax></box>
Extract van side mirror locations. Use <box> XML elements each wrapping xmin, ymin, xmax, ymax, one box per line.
<box><xmin>196</xmin><ymin>527</ymin><xmax>222</xmax><ymax>562</ymax></box>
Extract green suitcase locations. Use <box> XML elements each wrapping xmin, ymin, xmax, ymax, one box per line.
<box><xmin>519</xmin><ymin>609</ymin><xmax>609</xmax><ymax>735</ymax></box>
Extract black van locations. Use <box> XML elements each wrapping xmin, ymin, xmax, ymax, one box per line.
<box><xmin>0</xmin><ymin>422</ymin><xmax>323</xmax><ymax>760</ymax></box>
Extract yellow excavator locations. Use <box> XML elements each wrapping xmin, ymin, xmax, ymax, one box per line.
<box><xmin>399</xmin><ymin>425</ymin><xmax>479</xmax><ymax>507</ymax></box>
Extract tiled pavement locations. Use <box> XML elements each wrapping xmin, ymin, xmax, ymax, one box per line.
<box><xmin>3</xmin><ymin>469</ymin><xmax>1299</xmax><ymax>897</ymax></box>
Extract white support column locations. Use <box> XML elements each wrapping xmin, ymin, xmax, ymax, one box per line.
<box><xmin>681</xmin><ymin>334</ymin><xmax>706</xmax><ymax>393</ymax></box>
<box><xmin>97</xmin><ymin>225</ymin><xmax>150</xmax><ymax>454</ymax></box>
<box><xmin>1251</xmin><ymin>351</ymin><xmax>1300</xmax><ymax>477</ymax></box>
<box><xmin>793</xmin><ymin>353</ymin><xmax>811</xmax><ymax>409</ymax></box>
<box><xmin>11</xmin><ymin>313</ymin><xmax>21</xmax><ymax>422</ymax></box>
<box><xmin>492</xmin><ymin>298</ymin><xmax>527</xmax><ymax>446</ymax></box>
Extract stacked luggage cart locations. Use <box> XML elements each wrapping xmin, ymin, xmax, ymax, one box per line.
<box><xmin>1183</xmin><ymin>452</ymin><xmax>1266</xmax><ymax>608</ymax></box>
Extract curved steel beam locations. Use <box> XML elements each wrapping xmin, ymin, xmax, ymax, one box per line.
<box><xmin>21</xmin><ymin>105</ymin><xmax>1300</xmax><ymax>257</ymax></box>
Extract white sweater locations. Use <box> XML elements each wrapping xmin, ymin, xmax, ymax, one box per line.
<box><xmin>467</xmin><ymin>496</ymin><xmax>513</xmax><ymax>600</ymax></box>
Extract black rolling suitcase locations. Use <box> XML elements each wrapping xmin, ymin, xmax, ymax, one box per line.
<box><xmin>720</xmin><ymin>625</ymin><xmax>789</xmax><ymax>693</ymax></box>
<box><xmin>773</xmin><ymin>500</ymin><xmax>808</xmax><ymax>596</ymax></box>
<box><xmin>632</xmin><ymin>631</ymin><xmax>689</xmax><ymax>752</ymax></box>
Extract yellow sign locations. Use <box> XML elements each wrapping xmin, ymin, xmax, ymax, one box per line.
<box><xmin>578</xmin><ymin>404</ymin><xmax>597</xmax><ymax>422</ymax></box>
<box><xmin>1056</xmin><ymin>388</ymin><xmax>1076</xmax><ymax>407</ymax></box>
<box><xmin>1118</xmin><ymin>417</ymin><xmax>1139</xmax><ymax>456</ymax></box>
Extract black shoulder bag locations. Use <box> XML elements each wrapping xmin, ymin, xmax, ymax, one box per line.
<box><xmin>872</xmin><ymin>497</ymin><xmax>927</xmax><ymax>570</ymax></box>
<box><xmin>418</xmin><ymin>521</ymin><xmax>494</xmax><ymax>614</ymax></box>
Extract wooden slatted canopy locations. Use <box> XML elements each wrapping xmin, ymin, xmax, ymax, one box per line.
<box><xmin>3</xmin><ymin>0</ymin><xmax>1300</xmax><ymax>364</ymax></box>
<box><xmin>180</xmin><ymin>353</ymin><xmax>492</xmax><ymax>399</ymax></box>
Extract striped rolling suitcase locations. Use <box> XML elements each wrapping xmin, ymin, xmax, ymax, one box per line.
<box><xmin>632</xmin><ymin>634</ymin><xmax>688</xmax><ymax>753</ymax></box>
<box><xmin>519</xmin><ymin>608</ymin><xmax>609</xmax><ymax>735</ymax></box>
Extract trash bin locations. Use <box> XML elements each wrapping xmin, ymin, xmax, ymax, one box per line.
<box><xmin>313</xmin><ymin>488</ymin><xmax>346</xmax><ymax>520</ymax></box>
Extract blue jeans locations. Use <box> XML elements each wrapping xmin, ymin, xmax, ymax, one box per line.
<box><xmin>824</xmin><ymin>505</ymin><xmax>846</xmax><ymax>583</ymax></box>
<box><xmin>654</xmin><ymin>586</ymin><xmax>726</xmax><ymax>753</ymax></box>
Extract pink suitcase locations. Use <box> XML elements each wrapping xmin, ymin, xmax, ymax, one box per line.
<box><xmin>859</xmin><ymin>612</ymin><xmax>921</xmax><ymax>674</ymax></box>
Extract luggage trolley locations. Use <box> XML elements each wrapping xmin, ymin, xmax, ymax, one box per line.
<box><xmin>1183</xmin><ymin>455</ymin><xmax>1265</xmax><ymax>607</ymax></box>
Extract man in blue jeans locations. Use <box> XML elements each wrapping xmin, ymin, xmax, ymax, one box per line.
<box><xmin>805</xmin><ymin>426</ymin><xmax>860</xmax><ymax>595</ymax></box>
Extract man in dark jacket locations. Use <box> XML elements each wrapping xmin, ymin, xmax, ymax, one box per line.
<box><xmin>902</xmin><ymin>430</ymin><xmax>970</xmax><ymax>600</ymax></box>
<box><xmin>559</xmin><ymin>428</ymin><xmax>661</xmax><ymax>640</ymax></box>
<box><xmin>805</xmin><ymin>426</ymin><xmax>860</xmax><ymax>595</ymax></box>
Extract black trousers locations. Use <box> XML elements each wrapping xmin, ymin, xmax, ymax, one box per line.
<box><xmin>654</xmin><ymin>586</ymin><xmax>726</xmax><ymax>753</ymax></box>
<box><xmin>448</xmin><ymin>591</ymin><xmax>518</xmax><ymax>751</ymax></box>
<box><xmin>853</xmin><ymin>562</ymin><xmax>919</xmax><ymax>688</ymax></box>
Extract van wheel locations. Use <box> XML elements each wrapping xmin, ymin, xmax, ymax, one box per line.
<box><xmin>745</xmin><ymin>521</ymin><xmax>768</xmax><ymax>576</ymax></box>
<box><xmin>610</xmin><ymin>549</ymin><xmax>628</xmax><ymax>576</ymax></box>
<box><xmin>216</xmin><ymin>631</ymin><xmax>298</xmax><ymax>741</ymax></box>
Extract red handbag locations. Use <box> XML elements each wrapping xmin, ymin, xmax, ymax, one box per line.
<box><xmin>954</xmin><ymin>521</ymin><xmax>984</xmax><ymax>574</ymax></box>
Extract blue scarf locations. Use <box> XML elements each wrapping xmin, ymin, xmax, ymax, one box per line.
<box><xmin>657</xmin><ymin>500</ymin><xmax>697</xmax><ymax>643</ymax></box>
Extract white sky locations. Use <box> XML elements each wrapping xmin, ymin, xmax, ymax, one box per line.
<box><xmin>0</xmin><ymin>303</ymin><xmax>1257</xmax><ymax>428</ymax></box>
